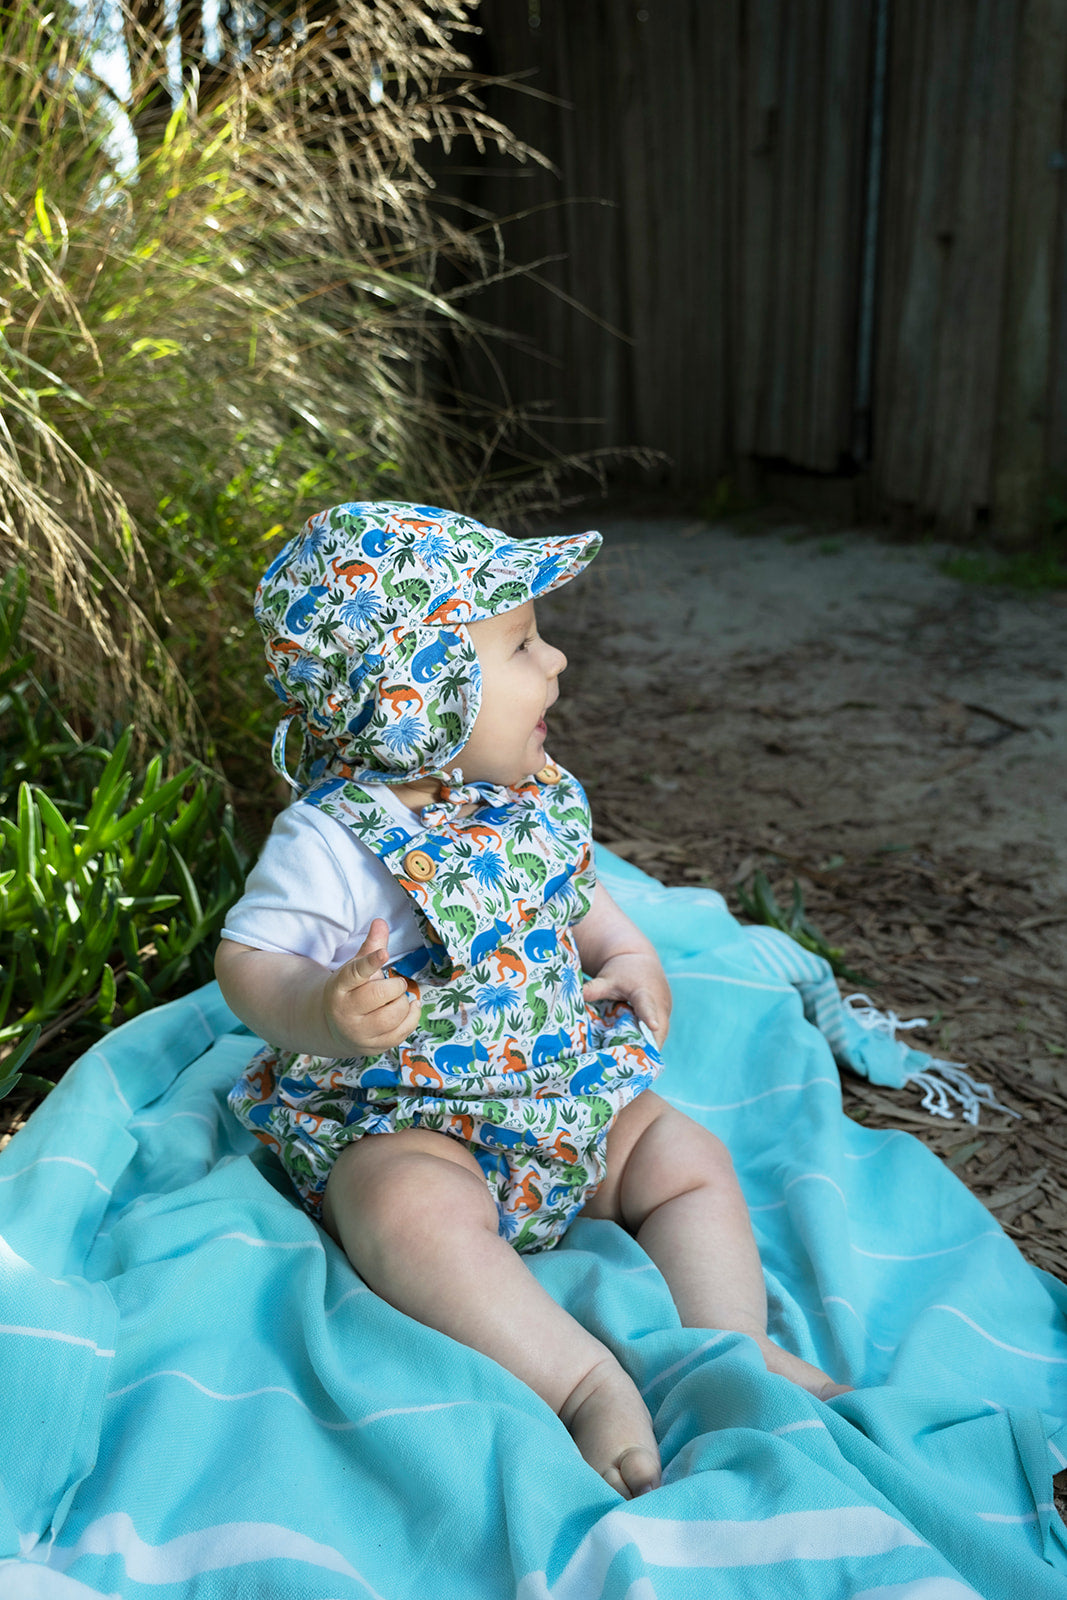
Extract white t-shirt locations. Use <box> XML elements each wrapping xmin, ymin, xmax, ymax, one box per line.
<box><xmin>221</xmin><ymin>786</ymin><xmax>425</xmax><ymax>970</ymax></box>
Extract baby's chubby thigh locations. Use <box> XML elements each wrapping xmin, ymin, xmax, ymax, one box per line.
<box><xmin>322</xmin><ymin>1127</ymin><xmax>499</xmax><ymax>1289</ymax></box>
<box><xmin>580</xmin><ymin>1090</ymin><xmax>740</xmax><ymax>1231</ymax></box>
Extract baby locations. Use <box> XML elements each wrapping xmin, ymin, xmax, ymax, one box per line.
<box><xmin>216</xmin><ymin>501</ymin><xmax>848</xmax><ymax>1500</ymax></box>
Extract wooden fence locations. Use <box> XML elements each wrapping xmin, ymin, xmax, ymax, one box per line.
<box><xmin>460</xmin><ymin>0</ymin><xmax>1067</xmax><ymax>540</ymax></box>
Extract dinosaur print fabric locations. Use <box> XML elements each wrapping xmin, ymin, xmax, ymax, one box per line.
<box><xmin>228</xmin><ymin>765</ymin><xmax>662</xmax><ymax>1252</ymax></box>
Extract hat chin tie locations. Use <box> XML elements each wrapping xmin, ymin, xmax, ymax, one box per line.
<box><xmin>415</xmin><ymin>768</ymin><xmax>516</xmax><ymax>826</ymax></box>
<box><xmin>271</xmin><ymin>713</ymin><xmax>307</xmax><ymax>793</ymax></box>
<box><xmin>270</xmin><ymin>702</ymin><xmax>525</xmax><ymax>822</ymax></box>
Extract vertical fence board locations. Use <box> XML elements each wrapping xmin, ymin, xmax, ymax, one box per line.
<box><xmin>735</xmin><ymin>0</ymin><xmax>780</xmax><ymax>462</ymax></box>
<box><xmin>993</xmin><ymin>0</ymin><xmax>1067</xmax><ymax>539</ymax></box>
<box><xmin>1051</xmin><ymin>74</ymin><xmax>1067</xmax><ymax>491</ymax></box>
<box><xmin>873</xmin><ymin>0</ymin><xmax>1017</xmax><ymax>532</ymax></box>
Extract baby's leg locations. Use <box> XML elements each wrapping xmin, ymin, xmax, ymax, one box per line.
<box><xmin>583</xmin><ymin>1094</ymin><xmax>851</xmax><ymax>1398</ymax></box>
<box><xmin>322</xmin><ymin>1128</ymin><xmax>661</xmax><ymax>1497</ymax></box>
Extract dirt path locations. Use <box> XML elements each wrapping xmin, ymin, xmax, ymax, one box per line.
<box><xmin>538</xmin><ymin>513</ymin><xmax>1067</xmax><ymax>1283</ymax></box>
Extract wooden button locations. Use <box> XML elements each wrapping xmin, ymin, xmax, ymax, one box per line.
<box><xmin>534</xmin><ymin>763</ymin><xmax>560</xmax><ymax>785</ymax></box>
<box><xmin>403</xmin><ymin>849</ymin><xmax>436</xmax><ymax>881</ymax></box>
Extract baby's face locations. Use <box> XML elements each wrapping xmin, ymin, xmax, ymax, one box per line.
<box><xmin>452</xmin><ymin>602</ymin><xmax>566</xmax><ymax>787</ymax></box>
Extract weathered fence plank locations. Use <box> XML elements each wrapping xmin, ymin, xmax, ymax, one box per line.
<box><xmin>993</xmin><ymin>0</ymin><xmax>1067</xmax><ymax>541</ymax></box>
<box><xmin>875</xmin><ymin>0</ymin><xmax>1018</xmax><ymax>534</ymax></box>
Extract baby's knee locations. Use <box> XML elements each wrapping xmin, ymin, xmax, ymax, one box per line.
<box><xmin>623</xmin><ymin>1109</ymin><xmax>740</xmax><ymax>1220</ymax></box>
<box><xmin>653</xmin><ymin>1106</ymin><xmax>735</xmax><ymax>1175</ymax></box>
<box><xmin>324</xmin><ymin>1129</ymin><xmax>496</xmax><ymax>1256</ymax></box>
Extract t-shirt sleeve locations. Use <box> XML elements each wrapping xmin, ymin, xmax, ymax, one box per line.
<box><xmin>220</xmin><ymin>804</ymin><xmax>423</xmax><ymax>970</ymax></box>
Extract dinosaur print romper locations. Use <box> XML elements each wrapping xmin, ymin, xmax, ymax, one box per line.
<box><xmin>228</xmin><ymin>763</ymin><xmax>662</xmax><ymax>1253</ymax></box>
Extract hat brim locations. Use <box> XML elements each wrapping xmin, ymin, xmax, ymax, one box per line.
<box><xmin>463</xmin><ymin>530</ymin><xmax>602</xmax><ymax>621</ymax></box>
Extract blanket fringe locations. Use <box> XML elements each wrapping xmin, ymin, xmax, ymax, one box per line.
<box><xmin>842</xmin><ymin>994</ymin><xmax>1020</xmax><ymax>1125</ymax></box>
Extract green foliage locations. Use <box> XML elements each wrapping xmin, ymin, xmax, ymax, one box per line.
<box><xmin>735</xmin><ymin>869</ymin><xmax>865</xmax><ymax>981</ymax></box>
<box><xmin>938</xmin><ymin>495</ymin><xmax>1067</xmax><ymax>592</ymax></box>
<box><xmin>0</xmin><ymin>573</ymin><xmax>245</xmax><ymax>1091</ymax></box>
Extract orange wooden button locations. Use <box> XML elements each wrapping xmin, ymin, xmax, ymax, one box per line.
<box><xmin>535</xmin><ymin>763</ymin><xmax>561</xmax><ymax>785</ymax></box>
<box><xmin>403</xmin><ymin>849</ymin><xmax>436</xmax><ymax>881</ymax></box>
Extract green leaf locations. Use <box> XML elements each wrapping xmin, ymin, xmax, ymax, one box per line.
<box><xmin>0</xmin><ymin>1023</ymin><xmax>41</xmax><ymax>1101</ymax></box>
<box><xmin>164</xmin><ymin>779</ymin><xmax>207</xmax><ymax>849</ymax></box>
<box><xmin>34</xmin><ymin>787</ymin><xmax>76</xmax><ymax>879</ymax></box>
<box><xmin>77</xmin><ymin>729</ymin><xmax>135</xmax><ymax>847</ymax></box>
<box><xmin>165</xmin><ymin>840</ymin><xmax>202</xmax><ymax>923</ymax></box>
<box><xmin>101</xmin><ymin>766</ymin><xmax>193</xmax><ymax>848</ymax></box>
<box><xmin>95</xmin><ymin>963</ymin><xmax>117</xmax><ymax>1025</ymax></box>
<box><xmin>139</xmin><ymin>754</ymin><xmax>163</xmax><ymax>799</ymax></box>
<box><xmin>33</xmin><ymin>187</ymin><xmax>53</xmax><ymax>243</ymax></box>
<box><xmin>44</xmin><ymin>919</ymin><xmax>71</xmax><ymax>982</ymax></box>
<box><xmin>116</xmin><ymin>914</ymin><xmax>145</xmax><ymax>978</ymax></box>
<box><xmin>123</xmin><ymin>972</ymin><xmax>155</xmax><ymax>1015</ymax></box>
<box><xmin>13</xmin><ymin>927</ymin><xmax>43</xmax><ymax>1004</ymax></box>
<box><xmin>13</xmin><ymin>1073</ymin><xmax>58</xmax><ymax>1098</ymax></box>
<box><xmin>16</xmin><ymin>783</ymin><xmax>40</xmax><ymax>887</ymax></box>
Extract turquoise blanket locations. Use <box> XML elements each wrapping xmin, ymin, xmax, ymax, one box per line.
<box><xmin>2</xmin><ymin>851</ymin><xmax>1065</xmax><ymax>1598</ymax></box>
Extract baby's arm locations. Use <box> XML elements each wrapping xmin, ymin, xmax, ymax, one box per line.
<box><xmin>215</xmin><ymin>918</ymin><xmax>420</xmax><ymax>1058</ymax></box>
<box><xmin>575</xmin><ymin>884</ymin><xmax>672</xmax><ymax>1047</ymax></box>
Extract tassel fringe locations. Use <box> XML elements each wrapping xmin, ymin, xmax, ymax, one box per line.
<box><xmin>843</xmin><ymin>994</ymin><xmax>1020</xmax><ymax>1125</ymax></box>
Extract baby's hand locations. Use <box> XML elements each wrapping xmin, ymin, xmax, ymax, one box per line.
<box><xmin>322</xmin><ymin>919</ymin><xmax>421</xmax><ymax>1056</ymax></box>
<box><xmin>582</xmin><ymin>952</ymin><xmax>672</xmax><ymax>1049</ymax></box>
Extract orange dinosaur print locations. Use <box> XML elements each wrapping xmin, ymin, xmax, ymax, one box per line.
<box><xmin>424</xmin><ymin>595</ymin><xmax>473</xmax><ymax>626</ymax></box>
<box><xmin>245</xmin><ymin>1062</ymin><xmax>276</xmax><ymax>1101</ymax></box>
<box><xmin>379</xmin><ymin>683</ymin><xmax>424</xmax><ymax>717</ymax></box>
<box><xmin>402</xmin><ymin>1052</ymin><xmax>444</xmax><ymax>1090</ymax></box>
<box><xmin>396</xmin><ymin>515</ymin><xmax>444</xmax><ymax>538</ymax></box>
<box><xmin>464</xmin><ymin>823</ymin><xmax>503</xmax><ymax>848</ymax></box>
<box><xmin>498</xmin><ymin>1037</ymin><xmax>528</xmax><ymax>1073</ymax></box>
<box><xmin>493</xmin><ymin>949</ymin><xmax>527</xmax><ymax>985</ymax></box>
<box><xmin>508</xmin><ymin>1170</ymin><xmax>543</xmax><ymax>1214</ymax></box>
<box><xmin>330</xmin><ymin>555</ymin><xmax>376</xmax><ymax>591</ymax></box>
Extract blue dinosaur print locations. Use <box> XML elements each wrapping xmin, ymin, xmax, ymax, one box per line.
<box><xmin>531</xmin><ymin>1029</ymin><xmax>573</xmax><ymax>1068</ymax></box>
<box><xmin>347</xmin><ymin>652</ymin><xmax>384</xmax><ymax>692</ymax></box>
<box><xmin>359</xmin><ymin>1066</ymin><xmax>401</xmax><ymax>1088</ymax></box>
<box><xmin>360</xmin><ymin>521</ymin><xmax>394</xmax><ymax>557</ymax></box>
<box><xmin>471</xmin><ymin>918</ymin><xmax>513</xmax><ymax>968</ymax></box>
<box><xmin>346</xmin><ymin>701</ymin><xmax>375</xmax><ymax>737</ymax></box>
<box><xmin>523</xmin><ymin>927</ymin><xmax>557</xmax><ymax>964</ymax></box>
<box><xmin>568</xmin><ymin>1056</ymin><xmax>614</xmax><ymax>1095</ymax></box>
<box><xmin>479</xmin><ymin>1123</ymin><xmax>525</xmax><ymax>1150</ymax></box>
<box><xmin>543</xmin><ymin>862</ymin><xmax>577</xmax><ymax>902</ymax></box>
<box><xmin>285</xmin><ymin>586</ymin><xmax>330</xmax><ymax>633</ymax></box>
<box><xmin>432</xmin><ymin>1039</ymin><xmax>490</xmax><ymax>1074</ymax></box>
<box><xmin>410</xmin><ymin>630</ymin><xmax>464</xmax><ymax>684</ymax></box>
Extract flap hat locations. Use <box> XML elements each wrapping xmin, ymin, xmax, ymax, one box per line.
<box><xmin>256</xmin><ymin>501</ymin><xmax>600</xmax><ymax>795</ymax></box>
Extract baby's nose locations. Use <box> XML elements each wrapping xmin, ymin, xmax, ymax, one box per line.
<box><xmin>549</xmin><ymin>643</ymin><xmax>567</xmax><ymax>676</ymax></box>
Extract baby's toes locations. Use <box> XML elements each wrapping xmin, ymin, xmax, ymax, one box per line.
<box><xmin>605</xmin><ymin>1445</ymin><xmax>661</xmax><ymax>1500</ymax></box>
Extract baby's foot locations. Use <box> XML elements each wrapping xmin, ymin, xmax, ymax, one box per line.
<box><xmin>757</xmin><ymin>1337</ymin><xmax>853</xmax><ymax>1399</ymax></box>
<box><xmin>559</xmin><ymin>1356</ymin><xmax>661</xmax><ymax>1498</ymax></box>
